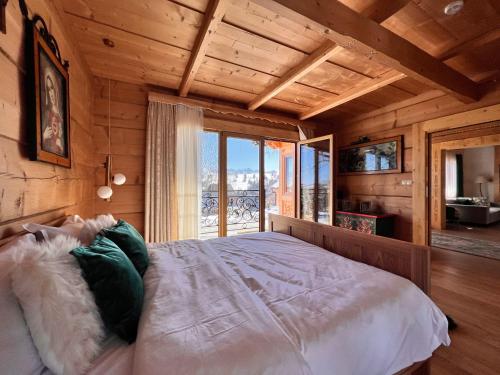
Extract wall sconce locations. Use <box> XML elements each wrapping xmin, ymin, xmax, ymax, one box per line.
<box><xmin>97</xmin><ymin>80</ymin><xmax>126</xmax><ymax>200</ymax></box>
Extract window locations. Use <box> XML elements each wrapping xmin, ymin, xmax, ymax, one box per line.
<box><xmin>200</xmin><ymin>131</ymin><xmax>219</xmax><ymax>239</ymax></box>
<box><xmin>285</xmin><ymin>156</ymin><xmax>293</xmax><ymax>193</ymax></box>
<box><xmin>445</xmin><ymin>152</ymin><xmax>458</xmax><ymax>199</ymax></box>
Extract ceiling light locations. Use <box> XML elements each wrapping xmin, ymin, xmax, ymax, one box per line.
<box><xmin>444</xmin><ymin>1</ymin><xmax>464</xmax><ymax>16</ymax></box>
<box><xmin>96</xmin><ymin>80</ymin><xmax>126</xmax><ymax>200</ymax></box>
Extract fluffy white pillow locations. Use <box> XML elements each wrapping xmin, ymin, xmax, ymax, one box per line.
<box><xmin>79</xmin><ymin>214</ymin><xmax>117</xmax><ymax>246</ymax></box>
<box><xmin>11</xmin><ymin>235</ymin><xmax>106</xmax><ymax>375</ymax></box>
<box><xmin>0</xmin><ymin>234</ymin><xmax>46</xmax><ymax>375</ymax></box>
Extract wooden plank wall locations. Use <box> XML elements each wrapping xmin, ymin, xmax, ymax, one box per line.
<box><xmin>93</xmin><ymin>78</ymin><xmax>147</xmax><ymax>233</ymax></box>
<box><xmin>333</xmin><ymin>87</ymin><xmax>500</xmax><ymax>242</ymax></box>
<box><xmin>0</xmin><ymin>0</ymin><xmax>95</xmax><ymax>239</ymax></box>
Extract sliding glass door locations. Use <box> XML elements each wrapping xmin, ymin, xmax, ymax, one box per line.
<box><xmin>199</xmin><ymin>131</ymin><xmax>295</xmax><ymax>238</ymax></box>
<box><xmin>225</xmin><ymin>135</ymin><xmax>261</xmax><ymax>236</ymax></box>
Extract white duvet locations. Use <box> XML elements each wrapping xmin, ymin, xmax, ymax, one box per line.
<box><xmin>108</xmin><ymin>232</ymin><xmax>449</xmax><ymax>375</ymax></box>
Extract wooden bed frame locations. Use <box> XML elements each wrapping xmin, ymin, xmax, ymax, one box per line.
<box><xmin>269</xmin><ymin>214</ymin><xmax>431</xmax><ymax>375</ymax></box>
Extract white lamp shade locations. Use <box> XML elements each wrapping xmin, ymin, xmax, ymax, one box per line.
<box><xmin>112</xmin><ymin>173</ymin><xmax>127</xmax><ymax>185</ymax></box>
<box><xmin>97</xmin><ymin>185</ymin><xmax>113</xmax><ymax>199</ymax></box>
<box><xmin>475</xmin><ymin>176</ymin><xmax>489</xmax><ymax>184</ymax></box>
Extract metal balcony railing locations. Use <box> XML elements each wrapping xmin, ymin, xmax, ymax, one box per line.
<box><xmin>201</xmin><ymin>190</ymin><xmax>273</xmax><ymax>237</ymax></box>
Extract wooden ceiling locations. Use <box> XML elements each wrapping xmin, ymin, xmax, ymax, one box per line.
<box><xmin>60</xmin><ymin>0</ymin><xmax>500</xmax><ymax>123</ymax></box>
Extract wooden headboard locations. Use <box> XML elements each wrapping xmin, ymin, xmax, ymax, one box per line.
<box><xmin>269</xmin><ymin>214</ymin><xmax>430</xmax><ymax>294</ymax></box>
<box><xmin>0</xmin><ymin>208</ymin><xmax>69</xmax><ymax>247</ymax></box>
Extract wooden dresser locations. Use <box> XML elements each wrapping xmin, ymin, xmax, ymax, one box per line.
<box><xmin>335</xmin><ymin>211</ymin><xmax>395</xmax><ymax>237</ymax></box>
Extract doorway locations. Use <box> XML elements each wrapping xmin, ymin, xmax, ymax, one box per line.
<box><xmin>429</xmin><ymin>123</ymin><xmax>500</xmax><ymax>260</ymax></box>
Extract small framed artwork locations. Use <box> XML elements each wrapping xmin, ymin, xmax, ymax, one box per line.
<box><xmin>29</xmin><ymin>20</ymin><xmax>71</xmax><ymax>167</ymax></box>
<box><xmin>339</xmin><ymin>136</ymin><xmax>402</xmax><ymax>175</ymax></box>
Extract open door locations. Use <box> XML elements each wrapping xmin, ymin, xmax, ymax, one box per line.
<box><xmin>297</xmin><ymin>135</ymin><xmax>335</xmax><ymax>225</ymax></box>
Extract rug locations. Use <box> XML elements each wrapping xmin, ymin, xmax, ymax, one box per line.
<box><xmin>431</xmin><ymin>232</ymin><xmax>500</xmax><ymax>261</ymax></box>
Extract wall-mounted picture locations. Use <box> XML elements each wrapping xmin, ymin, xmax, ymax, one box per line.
<box><xmin>339</xmin><ymin>136</ymin><xmax>402</xmax><ymax>175</ymax></box>
<box><xmin>30</xmin><ymin>22</ymin><xmax>71</xmax><ymax>167</ymax></box>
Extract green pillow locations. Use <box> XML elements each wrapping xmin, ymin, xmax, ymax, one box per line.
<box><xmin>70</xmin><ymin>236</ymin><xmax>144</xmax><ymax>343</ymax></box>
<box><xmin>100</xmin><ymin>220</ymin><xmax>149</xmax><ymax>277</ymax></box>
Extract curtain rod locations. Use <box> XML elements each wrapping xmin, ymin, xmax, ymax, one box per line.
<box><xmin>148</xmin><ymin>92</ymin><xmax>319</xmax><ymax>130</ymax></box>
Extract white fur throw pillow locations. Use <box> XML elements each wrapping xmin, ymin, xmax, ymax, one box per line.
<box><xmin>11</xmin><ymin>235</ymin><xmax>105</xmax><ymax>375</ymax></box>
<box><xmin>79</xmin><ymin>214</ymin><xmax>117</xmax><ymax>246</ymax></box>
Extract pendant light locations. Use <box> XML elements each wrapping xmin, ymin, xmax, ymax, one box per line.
<box><xmin>97</xmin><ymin>79</ymin><xmax>127</xmax><ymax>200</ymax></box>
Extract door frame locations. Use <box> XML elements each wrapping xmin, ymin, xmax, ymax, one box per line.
<box><xmin>412</xmin><ymin>104</ymin><xmax>500</xmax><ymax>245</ymax></box>
<box><xmin>297</xmin><ymin>134</ymin><xmax>335</xmax><ymax>226</ymax></box>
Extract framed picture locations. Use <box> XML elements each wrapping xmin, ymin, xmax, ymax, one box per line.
<box><xmin>339</xmin><ymin>136</ymin><xmax>402</xmax><ymax>175</ymax></box>
<box><xmin>29</xmin><ymin>21</ymin><xmax>71</xmax><ymax>167</ymax></box>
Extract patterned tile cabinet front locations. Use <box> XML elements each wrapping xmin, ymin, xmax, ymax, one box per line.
<box><xmin>335</xmin><ymin>211</ymin><xmax>395</xmax><ymax>238</ymax></box>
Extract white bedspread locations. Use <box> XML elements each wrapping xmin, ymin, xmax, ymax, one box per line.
<box><xmin>129</xmin><ymin>232</ymin><xmax>449</xmax><ymax>375</ymax></box>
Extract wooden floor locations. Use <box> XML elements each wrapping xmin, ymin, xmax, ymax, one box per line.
<box><xmin>430</xmin><ymin>247</ymin><xmax>500</xmax><ymax>374</ymax></box>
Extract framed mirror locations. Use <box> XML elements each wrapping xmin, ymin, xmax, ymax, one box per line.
<box><xmin>297</xmin><ymin>135</ymin><xmax>335</xmax><ymax>225</ymax></box>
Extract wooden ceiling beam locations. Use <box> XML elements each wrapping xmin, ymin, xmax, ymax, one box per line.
<box><xmin>178</xmin><ymin>0</ymin><xmax>227</xmax><ymax>97</ymax></box>
<box><xmin>248</xmin><ymin>40</ymin><xmax>343</xmax><ymax>111</ymax></box>
<box><xmin>255</xmin><ymin>0</ymin><xmax>480</xmax><ymax>104</ymax></box>
<box><xmin>299</xmin><ymin>70</ymin><xmax>406</xmax><ymax>120</ymax></box>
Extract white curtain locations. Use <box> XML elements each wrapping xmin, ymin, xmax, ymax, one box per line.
<box><xmin>445</xmin><ymin>152</ymin><xmax>458</xmax><ymax>199</ymax></box>
<box><xmin>145</xmin><ymin>102</ymin><xmax>203</xmax><ymax>242</ymax></box>
<box><xmin>175</xmin><ymin>105</ymin><xmax>203</xmax><ymax>240</ymax></box>
<box><xmin>145</xmin><ymin>102</ymin><xmax>177</xmax><ymax>243</ymax></box>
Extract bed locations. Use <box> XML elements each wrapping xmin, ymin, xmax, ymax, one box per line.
<box><xmin>0</xmin><ymin>213</ymin><xmax>449</xmax><ymax>375</ymax></box>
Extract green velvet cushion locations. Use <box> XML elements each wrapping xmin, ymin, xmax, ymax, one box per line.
<box><xmin>100</xmin><ymin>220</ymin><xmax>149</xmax><ymax>277</ymax></box>
<box><xmin>70</xmin><ymin>236</ymin><xmax>144</xmax><ymax>343</ymax></box>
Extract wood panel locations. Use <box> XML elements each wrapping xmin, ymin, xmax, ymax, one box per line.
<box><xmin>0</xmin><ymin>0</ymin><xmax>95</xmax><ymax>241</ymax></box>
<box><xmin>93</xmin><ymin>77</ymin><xmax>147</xmax><ymax>232</ymax></box>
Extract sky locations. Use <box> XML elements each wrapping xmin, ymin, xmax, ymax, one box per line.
<box><xmin>202</xmin><ymin>132</ymin><xmax>279</xmax><ymax>172</ymax></box>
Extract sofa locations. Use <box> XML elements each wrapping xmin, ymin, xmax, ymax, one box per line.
<box><xmin>446</xmin><ymin>199</ymin><xmax>500</xmax><ymax>225</ymax></box>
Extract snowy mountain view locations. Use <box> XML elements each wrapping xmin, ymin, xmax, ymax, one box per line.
<box><xmin>201</xmin><ymin>168</ymin><xmax>279</xmax><ymax>192</ymax></box>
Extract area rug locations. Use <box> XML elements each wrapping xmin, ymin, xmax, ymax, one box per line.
<box><xmin>431</xmin><ymin>232</ymin><xmax>500</xmax><ymax>261</ymax></box>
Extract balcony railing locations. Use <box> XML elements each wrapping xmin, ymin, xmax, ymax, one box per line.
<box><xmin>201</xmin><ymin>190</ymin><xmax>276</xmax><ymax>238</ymax></box>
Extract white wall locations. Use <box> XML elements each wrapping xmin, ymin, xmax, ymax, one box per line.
<box><xmin>462</xmin><ymin>146</ymin><xmax>495</xmax><ymax>199</ymax></box>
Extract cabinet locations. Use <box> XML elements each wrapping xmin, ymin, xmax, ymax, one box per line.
<box><xmin>335</xmin><ymin>211</ymin><xmax>395</xmax><ymax>237</ymax></box>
